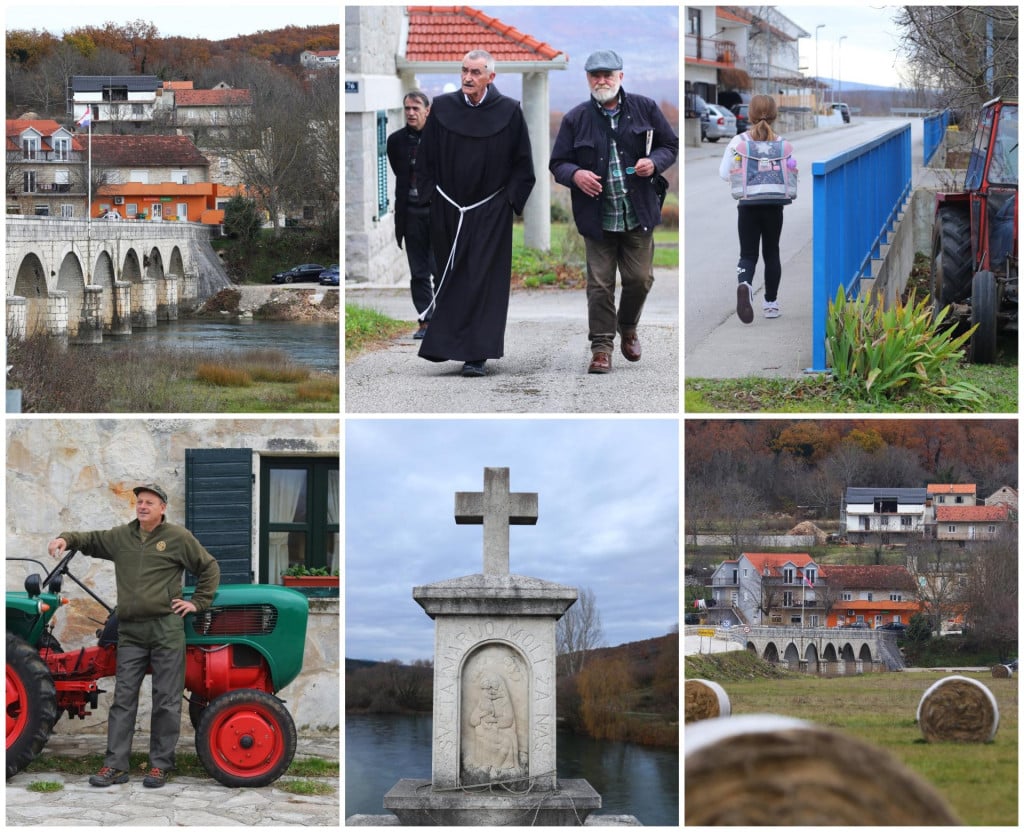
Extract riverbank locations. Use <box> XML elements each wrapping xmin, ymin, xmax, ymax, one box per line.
<box><xmin>195</xmin><ymin>285</ymin><xmax>339</xmax><ymax>322</ymax></box>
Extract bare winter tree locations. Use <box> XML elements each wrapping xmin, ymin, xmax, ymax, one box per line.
<box><xmin>904</xmin><ymin>539</ymin><xmax>966</xmax><ymax>633</ymax></box>
<box><xmin>961</xmin><ymin>534</ymin><xmax>1018</xmax><ymax>660</ymax></box>
<box><xmin>895</xmin><ymin>6</ymin><xmax>1018</xmax><ymax>120</ymax></box>
<box><xmin>557</xmin><ymin>586</ymin><xmax>603</xmax><ymax>676</ymax></box>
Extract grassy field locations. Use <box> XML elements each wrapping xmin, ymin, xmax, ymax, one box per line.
<box><xmin>686</xmin><ymin>655</ymin><xmax>1018</xmax><ymax>825</ymax></box>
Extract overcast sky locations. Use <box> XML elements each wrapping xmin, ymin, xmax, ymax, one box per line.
<box><xmin>5</xmin><ymin>1</ymin><xmax>337</xmax><ymax>40</ymax></box>
<box><xmin>775</xmin><ymin>5</ymin><xmax>908</xmax><ymax>89</ymax></box>
<box><xmin>345</xmin><ymin>419</ymin><xmax>679</xmax><ymax>663</ymax></box>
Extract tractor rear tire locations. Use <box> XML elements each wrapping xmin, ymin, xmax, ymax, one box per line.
<box><xmin>930</xmin><ymin>206</ymin><xmax>973</xmax><ymax>314</ymax></box>
<box><xmin>195</xmin><ymin>689</ymin><xmax>297</xmax><ymax>787</ymax></box>
<box><xmin>970</xmin><ymin>270</ymin><xmax>999</xmax><ymax>364</ymax></box>
<box><xmin>6</xmin><ymin>634</ymin><xmax>57</xmax><ymax>779</ymax></box>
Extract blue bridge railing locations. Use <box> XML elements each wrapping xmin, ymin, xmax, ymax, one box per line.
<box><xmin>923</xmin><ymin>109</ymin><xmax>951</xmax><ymax>165</ymax></box>
<box><xmin>810</xmin><ymin>125</ymin><xmax>913</xmax><ymax>371</ymax></box>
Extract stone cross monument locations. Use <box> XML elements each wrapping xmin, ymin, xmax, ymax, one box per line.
<box><xmin>383</xmin><ymin>467</ymin><xmax>602</xmax><ymax>825</ymax></box>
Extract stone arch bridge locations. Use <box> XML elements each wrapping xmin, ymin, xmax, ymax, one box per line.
<box><xmin>725</xmin><ymin>625</ymin><xmax>905</xmax><ymax>673</ymax></box>
<box><xmin>6</xmin><ymin>217</ymin><xmax>228</xmax><ymax>342</ymax></box>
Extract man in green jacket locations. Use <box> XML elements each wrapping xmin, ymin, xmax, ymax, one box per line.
<box><xmin>48</xmin><ymin>483</ymin><xmax>220</xmax><ymax>788</ymax></box>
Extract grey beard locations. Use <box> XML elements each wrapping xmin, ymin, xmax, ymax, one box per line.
<box><xmin>592</xmin><ymin>86</ymin><xmax>619</xmax><ymax>104</ymax></box>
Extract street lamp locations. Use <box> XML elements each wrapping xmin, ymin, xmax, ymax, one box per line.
<box><xmin>838</xmin><ymin>35</ymin><xmax>848</xmax><ymax>104</ymax></box>
<box><xmin>815</xmin><ymin>24</ymin><xmax>826</xmax><ymax>111</ymax></box>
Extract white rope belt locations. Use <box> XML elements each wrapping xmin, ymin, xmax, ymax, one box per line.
<box><xmin>421</xmin><ymin>185</ymin><xmax>503</xmax><ymax>321</ymax></box>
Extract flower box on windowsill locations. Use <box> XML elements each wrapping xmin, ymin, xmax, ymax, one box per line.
<box><xmin>281</xmin><ymin>575</ymin><xmax>338</xmax><ymax>588</ymax></box>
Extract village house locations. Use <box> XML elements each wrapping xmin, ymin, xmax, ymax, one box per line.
<box><xmin>927</xmin><ymin>482</ymin><xmax>978</xmax><ymax>506</ymax></box>
<box><xmin>934</xmin><ymin>503</ymin><xmax>1011</xmax><ymax>544</ymax></box>
<box><xmin>821</xmin><ymin>564</ymin><xmax>922</xmax><ymax>628</ymax></box>
<box><xmin>87</xmin><ymin>134</ymin><xmax>240</xmax><ymax>224</ymax></box>
<box><xmin>841</xmin><ymin>486</ymin><xmax>928</xmax><ymax>544</ymax></box>
<box><xmin>70</xmin><ymin>75</ymin><xmax>162</xmax><ymax>133</ymax></box>
<box><xmin>985</xmin><ymin>485</ymin><xmax>1018</xmax><ymax>512</ymax></box>
<box><xmin>301</xmin><ymin>49</ymin><xmax>340</xmax><ymax>69</ymax></box>
<box><xmin>6</xmin><ymin>118</ymin><xmax>87</xmax><ymax>218</ymax></box>
<box><xmin>159</xmin><ymin>83</ymin><xmax>254</xmax><ymax>139</ymax></box>
<box><xmin>707</xmin><ymin>554</ymin><xmax>923</xmax><ymax>630</ymax></box>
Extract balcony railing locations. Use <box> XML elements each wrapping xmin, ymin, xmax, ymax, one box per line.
<box><xmin>685</xmin><ymin>35</ymin><xmax>737</xmax><ymax>66</ymax></box>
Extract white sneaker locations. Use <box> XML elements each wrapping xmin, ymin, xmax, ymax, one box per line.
<box><xmin>763</xmin><ymin>301</ymin><xmax>781</xmax><ymax>319</ymax></box>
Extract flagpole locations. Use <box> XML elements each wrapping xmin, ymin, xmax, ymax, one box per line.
<box><xmin>87</xmin><ymin>116</ymin><xmax>92</xmax><ymax>225</ymax></box>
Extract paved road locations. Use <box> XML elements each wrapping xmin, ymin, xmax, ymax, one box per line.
<box><xmin>5</xmin><ymin>732</ymin><xmax>339</xmax><ymax>827</ymax></box>
<box><xmin>345</xmin><ymin>268</ymin><xmax>678</xmax><ymax>414</ymax></box>
<box><xmin>684</xmin><ymin>118</ymin><xmax>930</xmax><ymax>379</ymax></box>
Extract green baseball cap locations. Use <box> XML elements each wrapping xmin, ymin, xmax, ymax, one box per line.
<box><xmin>133</xmin><ymin>483</ymin><xmax>168</xmax><ymax>503</ymax></box>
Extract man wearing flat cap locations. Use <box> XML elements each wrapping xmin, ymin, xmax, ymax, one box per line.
<box><xmin>49</xmin><ymin>484</ymin><xmax>220</xmax><ymax>789</ymax></box>
<box><xmin>551</xmin><ymin>49</ymin><xmax>678</xmax><ymax>374</ymax></box>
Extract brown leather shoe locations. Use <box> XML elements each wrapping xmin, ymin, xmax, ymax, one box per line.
<box><xmin>588</xmin><ymin>352</ymin><xmax>612</xmax><ymax>374</ymax></box>
<box><xmin>620</xmin><ymin>329</ymin><xmax>641</xmax><ymax>362</ymax></box>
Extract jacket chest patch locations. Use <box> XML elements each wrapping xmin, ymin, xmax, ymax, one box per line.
<box><xmin>156</xmin><ymin>541</ymin><xmax>167</xmax><ymax>551</ymax></box>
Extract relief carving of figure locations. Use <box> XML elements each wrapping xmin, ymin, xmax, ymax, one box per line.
<box><xmin>463</xmin><ymin>671</ymin><xmax>523</xmax><ymax>782</ymax></box>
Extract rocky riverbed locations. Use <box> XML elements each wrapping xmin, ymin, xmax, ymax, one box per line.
<box><xmin>195</xmin><ymin>285</ymin><xmax>339</xmax><ymax>322</ymax></box>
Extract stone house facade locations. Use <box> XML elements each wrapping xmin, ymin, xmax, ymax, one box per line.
<box><xmin>5</xmin><ymin>418</ymin><xmax>339</xmax><ymax>735</ymax></box>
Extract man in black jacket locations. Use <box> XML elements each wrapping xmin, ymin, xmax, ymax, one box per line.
<box><xmin>551</xmin><ymin>50</ymin><xmax>678</xmax><ymax>374</ymax></box>
<box><xmin>386</xmin><ymin>91</ymin><xmax>436</xmax><ymax>339</ymax></box>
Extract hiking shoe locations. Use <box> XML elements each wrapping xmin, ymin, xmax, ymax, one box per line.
<box><xmin>143</xmin><ymin>767</ymin><xmax>168</xmax><ymax>788</ymax></box>
<box><xmin>736</xmin><ymin>282</ymin><xmax>754</xmax><ymax>324</ymax></box>
<box><xmin>763</xmin><ymin>300</ymin><xmax>781</xmax><ymax>319</ymax></box>
<box><xmin>89</xmin><ymin>766</ymin><xmax>129</xmax><ymax>787</ymax></box>
<box><xmin>461</xmin><ymin>360</ymin><xmax>487</xmax><ymax>377</ymax></box>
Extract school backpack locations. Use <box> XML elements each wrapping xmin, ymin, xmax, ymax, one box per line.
<box><xmin>729</xmin><ymin>137</ymin><xmax>798</xmax><ymax>203</ymax></box>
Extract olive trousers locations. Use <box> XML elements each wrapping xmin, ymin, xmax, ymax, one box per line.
<box><xmin>104</xmin><ymin>615</ymin><xmax>186</xmax><ymax>772</ymax></box>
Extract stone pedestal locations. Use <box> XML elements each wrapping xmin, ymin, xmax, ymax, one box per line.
<box><xmin>383</xmin><ymin>468</ymin><xmax>603</xmax><ymax>826</ymax></box>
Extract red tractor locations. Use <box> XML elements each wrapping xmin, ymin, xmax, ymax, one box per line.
<box><xmin>7</xmin><ymin>550</ymin><xmax>309</xmax><ymax>787</ymax></box>
<box><xmin>930</xmin><ymin>97</ymin><xmax>1018</xmax><ymax>363</ymax></box>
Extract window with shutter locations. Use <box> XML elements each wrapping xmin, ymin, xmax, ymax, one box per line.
<box><xmin>185</xmin><ymin>448</ymin><xmax>254</xmax><ymax>584</ymax></box>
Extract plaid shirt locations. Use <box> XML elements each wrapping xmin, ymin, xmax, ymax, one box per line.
<box><xmin>600</xmin><ymin>107</ymin><xmax>639</xmax><ymax>232</ymax></box>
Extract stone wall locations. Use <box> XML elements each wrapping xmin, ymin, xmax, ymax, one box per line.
<box><xmin>5</xmin><ymin>418</ymin><xmax>340</xmax><ymax>735</ymax></box>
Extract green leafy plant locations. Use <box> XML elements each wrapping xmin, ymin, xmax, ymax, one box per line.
<box><xmin>825</xmin><ymin>287</ymin><xmax>988</xmax><ymax>408</ymax></box>
<box><xmin>282</xmin><ymin>564</ymin><xmax>337</xmax><ymax>578</ymax></box>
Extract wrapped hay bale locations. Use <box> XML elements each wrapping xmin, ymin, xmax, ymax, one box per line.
<box><xmin>685</xmin><ymin>714</ymin><xmax>961</xmax><ymax>825</ymax></box>
<box><xmin>917</xmin><ymin>675</ymin><xmax>999</xmax><ymax>742</ymax></box>
<box><xmin>684</xmin><ymin>679</ymin><xmax>731</xmax><ymax>723</ymax></box>
<box><xmin>991</xmin><ymin>664</ymin><xmax>1013</xmax><ymax>679</ymax></box>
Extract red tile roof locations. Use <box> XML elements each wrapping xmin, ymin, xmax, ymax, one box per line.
<box><xmin>88</xmin><ymin>135</ymin><xmax>209</xmax><ymax>167</ymax></box>
<box><xmin>405</xmin><ymin>6</ymin><xmax>566</xmax><ymax>63</ymax></box>
<box><xmin>822</xmin><ymin>564</ymin><xmax>916</xmax><ymax>591</ymax></box>
<box><xmin>175</xmin><ymin>88</ymin><xmax>252</xmax><ymax>107</ymax></box>
<box><xmin>743</xmin><ymin>553</ymin><xmax>816</xmax><ymax>578</ymax></box>
<box><xmin>927</xmin><ymin>483</ymin><xmax>977</xmax><ymax>494</ymax></box>
<box><xmin>162</xmin><ymin>81</ymin><xmax>194</xmax><ymax>90</ymax></box>
<box><xmin>936</xmin><ymin>504</ymin><xmax>1009</xmax><ymax>522</ymax></box>
<box><xmin>6</xmin><ymin>119</ymin><xmax>85</xmax><ymax>152</ymax></box>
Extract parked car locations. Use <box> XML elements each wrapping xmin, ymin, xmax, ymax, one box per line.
<box><xmin>832</xmin><ymin>102</ymin><xmax>851</xmax><ymax>123</ymax></box>
<box><xmin>319</xmin><ymin>264</ymin><xmax>340</xmax><ymax>286</ymax></box>
<box><xmin>879</xmin><ymin>622</ymin><xmax>907</xmax><ymax>632</ymax></box>
<box><xmin>704</xmin><ymin>103</ymin><xmax>737</xmax><ymax>143</ymax></box>
<box><xmin>731</xmin><ymin>103</ymin><xmax>750</xmax><ymax>134</ymax></box>
<box><xmin>272</xmin><ymin>263</ymin><xmax>325</xmax><ymax>284</ymax></box>
<box><xmin>841</xmin><ymin>622</ymin><xmax>870</xmax><ymax>629</ymax></box>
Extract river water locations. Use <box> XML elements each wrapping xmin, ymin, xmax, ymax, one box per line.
<box><xmin>345</xmin><ymin>714</ymin><xmax>679</xmax><ymax>826</ymax></box>
<box><xmin>79</xmin><ymin>319</ymin><xmax>339</xmax><ymax>374</ymax></box>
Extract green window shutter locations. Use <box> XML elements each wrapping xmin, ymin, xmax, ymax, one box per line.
<box><xmin>185</xmin><ymin>448</ymin><xmax>254</xmax><ymax>584</ymax></box>
<box><xmin>376</xmin><ymin>110</ymin><xmax>389</xmax><ymax>218</ymax></box>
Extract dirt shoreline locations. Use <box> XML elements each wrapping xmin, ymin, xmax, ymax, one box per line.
<box><xmin>195</xmin><ymin>285</ymin><xmax>339</xmax><ymax>322</ymax></box>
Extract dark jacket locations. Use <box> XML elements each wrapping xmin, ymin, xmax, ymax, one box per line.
<box><xmin>61</xmin><ymin>519</ymin><xmax>220</xmax><ymax>622</ymax></box>
<box><xmin>386</xmin><ymin>126</ymin><xmax>430</xmax><ymax>249</ymax></box>
<box><xmin>550</xmin><ymin>89</ymin><xmax>678</xmax><ymax>240</ymax></box>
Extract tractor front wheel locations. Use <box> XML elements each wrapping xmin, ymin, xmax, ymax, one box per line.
<box><xmin>195</xmin><ymin>689</ymin><xmax>296</xmax><ymax>787</ymax></box>
<box><xmin>970</xmin><ymin>270</ymin><xmax>999</xmax><ymax>364</ymax></box>
<box><xmin>6</xmin><ymin>634</ymin><xmax>57</xmax><ymax>779</ymax></box>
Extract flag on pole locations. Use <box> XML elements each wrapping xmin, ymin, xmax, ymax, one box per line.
<box><xmin>77</xmin><ymin>109</ymin><xmax>92</xmax><ymax>128</ymax></box>
<box><xmin>804</xmin><ymin>575</ymin><xmax>815</xmax><ymax>590</ymax></box>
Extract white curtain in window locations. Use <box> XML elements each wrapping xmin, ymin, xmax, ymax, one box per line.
<box><xmin>269</xmin><ymin>469</ymin><xmax>305</xmax><ymax>581</ymax></box>
<box><xmin>327</xmin><ymin>469</ymin><xmax>339</xmax><ymax>572</ymax></box>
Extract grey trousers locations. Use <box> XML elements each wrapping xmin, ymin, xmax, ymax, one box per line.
<box><xmin>105</xmin><ymin>617</ymin><xmax>186</xmax><ymax>771</ymax></box>
<box><xmin>583</xmin><ymin>229</ymin><xmax>655</xmax><ymax>354</ymax></box>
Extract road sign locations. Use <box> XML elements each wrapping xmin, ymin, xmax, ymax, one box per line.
<box><xmin>697</xmin><ymin>628</ymin><xmax>716</xmax><ymax>637</ymax></box>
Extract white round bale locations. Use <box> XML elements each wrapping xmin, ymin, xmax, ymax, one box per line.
<box><xmin>684</xmin><ymin>678</ymin><xmax>731</xmax><ymax>723</ymax></box>
<box><xmin>916</xmin><ymin>675</ymin><xmax>999</xmax><ymax>742</ymax></box>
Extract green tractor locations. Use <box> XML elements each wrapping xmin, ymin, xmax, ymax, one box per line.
<box><xmin>7</xmin><ymin>550</ymin><xmax>309</xmax><ymax>787</ymax></box>
<box><xmin>930</xmin><ymin>97</ymin><xmax>1018</xmax><ymax>363</ymax></box>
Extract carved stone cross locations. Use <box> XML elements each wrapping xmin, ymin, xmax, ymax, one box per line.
<box><xmin>455</xmin><ymin>467</ymin><xmax>538</xmax><ymax>575</ymax></box>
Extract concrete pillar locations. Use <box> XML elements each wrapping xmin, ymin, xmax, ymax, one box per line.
<box><xmin>74</xmin><ymin>285</ymin><xmax>104</xmax><ymax>344</ymax></box>
<box><xmin>108</xmin><ymin>281</ymin><xmax>132</xmax><ymax>336</ymax></box>
<box><xmin>7</xmin><ymin>297</ymin><xmax>27</xmax><ymax>341</ymax></box>
<box><xmin>131</xmin><ymin>278</ymin><xmax>158</xmax><ymax>328</ymax></box>
<box><xmin>521</xmin><ymin>71</ymin><xmax>550</xmax><ymax>251</ymax></box>
<box><xmin>158</xmin><ymin>274</ymin><xmax>179</xmax><ymax>321</ymax></box>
